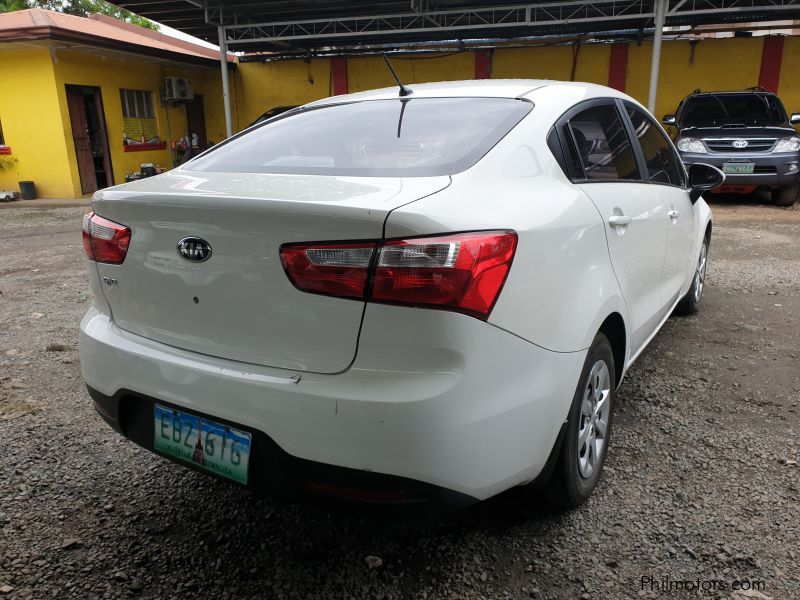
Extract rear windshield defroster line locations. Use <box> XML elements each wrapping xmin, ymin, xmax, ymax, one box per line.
<box><xmin>184</xmin><ymin>97</ymin><xmax>533</xmax><ymax>178</ymax></box>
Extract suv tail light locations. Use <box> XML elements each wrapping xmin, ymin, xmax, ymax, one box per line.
<box><xmin>280</xmin><ymin>231</ymin><xmax>517</xmax><ymax>320</ymax></box>
<box><xmin>82</xmin><ymin>212</ymin><xmax>131</xmax><ymax>265</ymax></box>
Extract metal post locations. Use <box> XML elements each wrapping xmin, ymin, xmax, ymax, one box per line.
<box><xmin>218</xmin><ymin>26</ymin><xmax>233</xmax><ymax>138</ymax></box>
<box><xmin>648</xmin><ymin>0</ymin><xmax>667</xmax><ymax>114</ymax></box>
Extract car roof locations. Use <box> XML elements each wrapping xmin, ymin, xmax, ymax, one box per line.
<box><xmin>306</xmin><ymin>79</ymin><xmax>634</xmax><ymax>107</ymax></box>
<box><xmin>306</xmin><ymin>79</ymin><xmax>554</xmax><ymax>106</ymax></box>
<box><xmin>687</xmin><ymin>90</ymin><xmax>777</xmax><ymax>98</ymax></box>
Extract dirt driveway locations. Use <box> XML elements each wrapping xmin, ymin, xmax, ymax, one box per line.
<box><xmin>0</xmin><ymin>199</ymin><xmax>798</xmax><ymax>599</ymax></box>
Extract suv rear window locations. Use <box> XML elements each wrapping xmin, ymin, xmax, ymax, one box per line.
<box><xmin>681</xmin><ymin>93</ymin><xmax>788</xmax><ymax>127</ymax></box>
<box><xmin>186</xmin><ymin>98</ymin><xmax>532</xmax><ymax>177</ymax></box>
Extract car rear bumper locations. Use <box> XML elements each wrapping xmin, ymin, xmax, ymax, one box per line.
<box><xmin>87</xmin><ymin>385</ymin><xmax>477</xmax><ymax>509</ymax></box>
<box><xmin>680</xmin><ymin>151</ymin><xmax>800</xmax><ymax>189</ymax></box>
<box><xmin>79</xmin><ymin>305</ymin><xmax>586</xmax><ymax>502</ymax></box>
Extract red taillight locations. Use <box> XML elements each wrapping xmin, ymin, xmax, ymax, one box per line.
<box><xmin>280</xmin><ymin>241</ymin><xmax>377</xmax><ymax>299</ymax></box>
<box><xmin>82</xmin><ymin>211</ymin><xmax>131</xmax><ymax>265</ymax></box>
<box><xmin>280</xmin><ymin>231</ymin><xmax>517</xmax><ymax>320</ymax></box>
<box><xmin>373</xmin><ymin>232</ymin><xmax>517</xmax><ymax>319</ymax></box>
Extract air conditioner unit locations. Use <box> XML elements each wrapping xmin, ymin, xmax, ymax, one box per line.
<box><xmin>164</xmin><ymin>76</ymin><xmax>194</xmax><ymax>101</ymax></box>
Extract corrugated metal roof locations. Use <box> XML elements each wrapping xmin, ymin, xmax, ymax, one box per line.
<box><xmin>107</xmin><ymin>0</ymin><xmax>800</xmax><ymax>55</ymax></box>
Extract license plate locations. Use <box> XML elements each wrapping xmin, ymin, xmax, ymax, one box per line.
<box><xmin>153</xmin><ymin>405</ymin><xmax>251</xmax><ymax>484</ymax></box>
<box><xmin>722</xmin><ymin>162</ymin><xmax>755</xmax><ymax>175</ymax></box>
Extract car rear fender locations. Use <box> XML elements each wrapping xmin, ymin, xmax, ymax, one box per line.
<box><xmin>382</xmin><ymin>171</ymin><xmax>628</xmax><ymax>355</ymax></box>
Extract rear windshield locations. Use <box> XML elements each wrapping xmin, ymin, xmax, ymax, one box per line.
<box><xmin>185</xmin><ymin>97</ymin><xmax>532</xmax><ymax>177</ymax></box>
<box><xmin>681</xmin><ymin>93</ymin><xmax>788</xmax><ymax>127</ymax></box>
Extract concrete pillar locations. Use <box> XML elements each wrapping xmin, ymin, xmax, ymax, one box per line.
<box><xmin>218</xmin><ymin>26</ymin><xmax>233</xmax><ymax>138</ymax></box>
<box><xmin>648</xmin><ymin>0</ymin><xmax>667</xmax><ymax>113</ymax></box>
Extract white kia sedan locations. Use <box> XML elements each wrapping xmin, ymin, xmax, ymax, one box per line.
<box><xmin>80</xmin><ymin>81</ymin><xmax>720</xmax><ymax>509</ymax></box>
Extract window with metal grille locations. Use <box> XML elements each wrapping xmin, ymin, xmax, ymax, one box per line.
<box><xmin>120</xmin><ymin>89</ymin><xmax>159</xmax><ymax>142</ymax></box>
<box><xmin>120</xmin><ymin>89</ymin><xmax>154</xmax><ymax>119</ymax></box>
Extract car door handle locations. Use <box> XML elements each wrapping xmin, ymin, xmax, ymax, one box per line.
<box><xmin>667</xmin><ymin>209</ymin><xmax>680</xmax><ymax>220</ymax></box>
<box><xmin>608</xmin><ymin>215</ymin><xmax>632</xmax><ymax>228</ymax></box>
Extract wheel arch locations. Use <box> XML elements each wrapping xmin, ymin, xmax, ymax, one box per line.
<box><xmin>598</xmin><ymin>312</ymin><xmax>626</xmax><ymax>388</ymax></box>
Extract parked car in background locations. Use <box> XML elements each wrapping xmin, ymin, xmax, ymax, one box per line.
<box><xmin>247</xmin><ymin>105</ymin><xmax>298</xmax><ymax>128</ymax></box>
<box><xmin>80</xmin><ymin>81</ymin><xmax>720</xmax><ymax>510</ymax></box>
<box><xmin>663</xmin><ymin>89</ymin><xmax>800</xmax><ymax>206</ymax></box>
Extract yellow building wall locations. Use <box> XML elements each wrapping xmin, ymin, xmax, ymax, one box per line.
<box><xmin>778</xmin><ymin>37</ymin><xmax>800</xmax><ymax>130</ymax></box>
<box><xmin>51</xmin><ymin>48</ymin><xmax>224</xmax><ymax>197</ymax></box>
<box><xmin>232</xmin><ymin>53</ymin><xmax>475</xmax><ymax>128</ymax></box>
<box><xmin>234</xmin><ymin>59</ymin><xmax>333</xmax><ymax>129</ymax></box>
<box><xmin>236</xmin><ymin>38</ymin><xmax>775</xmax><ymax>125</ymax></box>
<box><xmin>0</xmin><ymin>48</ymin><xmax>75</xmax><ymax>198</ymax></box>
<box><xmin>347</xmin><ymin>52</ymin><xmax>474</xmax><ymax>92</ymax></box>
<box><xmin>626</xmin><ymin>37</ymin><xmax>763</xmax><ymax>122</ymax></box>
<box><xmin>197</xmin><ymin>69</ymin><xmax>230</xmax><ymax>144</ymax></box>
<box><xmin>492</xmin><ymin>43</ymin><xmax>611</xmax><ymax>84</ymax></box>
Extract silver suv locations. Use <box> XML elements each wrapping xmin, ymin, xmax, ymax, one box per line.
<box><xmin>664</xmin><ymin>89</ymin><xmax>800</xmax><ymax>206</ymax></box>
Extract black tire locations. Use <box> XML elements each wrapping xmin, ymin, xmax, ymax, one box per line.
<box><xmin>773</xmin><ymin>185</ymin><xmax>799</xmax><ymax>207</ymax></box>
<box><xmin>674</xmin><ymin>236</ymin><xmax>709</xmax><ymax>316</ymax></box>
<box><xmin>546</xmin><ymin>332</ymin><xmax>615</xmax><ymax>508</ymax></box>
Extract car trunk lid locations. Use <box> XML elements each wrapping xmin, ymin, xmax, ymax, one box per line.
<box><xmin>91</xmin><ymin>170</ymin><xmax>449</xmax><ymax>373</ymax></box>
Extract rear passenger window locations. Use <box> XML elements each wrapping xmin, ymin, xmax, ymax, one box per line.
<box><xmin>565</xmin><ymin>104</ymin><xmax>639</xmax><ymax>181</ymax></box>
<box><xmin>626</xmin><ymin>106</ymin><xmax>685</xmax><ymax>187</ymax></box>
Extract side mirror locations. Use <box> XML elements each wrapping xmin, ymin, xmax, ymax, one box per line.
<box><xmin>688</xmin><ymin>163</ymin><xmax>725</xmax><ymax>203</ymax></box>
<box><xmin>791</xmin><ymin>113</ymin><xmax>800</xmax><ymax>125</ymax></box>
<box><xmin>662</xmin><ymin>114</ymin><xmax>676</xmax><ymax>126</ymax></box>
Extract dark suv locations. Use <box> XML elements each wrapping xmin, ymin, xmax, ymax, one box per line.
<box><xmin>663</xmin><ymin>89</ymin><xmax>800</xmax><ymax>206</ymax></box>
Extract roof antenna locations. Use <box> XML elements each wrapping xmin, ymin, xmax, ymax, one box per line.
<box><xmin>382</xmin><ymin>52</ymin><xmax>413</xmax><ymax>97</ymax></box>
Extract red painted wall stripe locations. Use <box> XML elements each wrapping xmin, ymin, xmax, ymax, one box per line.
<box><xmin>331</xmin><ymin>57</ymin><xmax>348</xmax><ymax>95</ymax></box>
<box><xmin>759</xmin><ymin>36</ymin><xmax>784</xmax><ymax>94</ymax></box>
<box><xmin>475</xmin><ymin>49</ymin><xmax>492</xmax><ymax>80</ymax></box>
<box><xmin>608</xmin><ymin>43</ymin><xmax>628</xmax><ymax>92</ymax></box>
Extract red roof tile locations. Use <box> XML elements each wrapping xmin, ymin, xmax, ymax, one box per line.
<box><xmin>0</xmin><ymin>8</ymin><xmax>232</xmax><ymax>64</ymax></box>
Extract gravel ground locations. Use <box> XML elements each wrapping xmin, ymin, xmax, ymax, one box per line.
<box><xmin>1</xmin><ymin>199</ymin><xmax>798</xmax><ymax>599</ymax></box>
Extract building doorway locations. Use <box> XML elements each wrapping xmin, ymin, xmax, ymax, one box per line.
<box><xmin>185</xmin><ymin>95</ymin><xmax>207</xmax><ymax>150</ymax></box>
<box><xmin>66</xmin><ymin>85</ymin><xmax>113</xmax><ymax>195</ymax></box>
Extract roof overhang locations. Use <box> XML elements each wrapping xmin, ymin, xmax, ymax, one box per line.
<box><xmin>0</xmin><ymin>38</ymin><xmax>227</xmax><ymax>73</ymax></box>
<box><xmin>0</xmin><ymin>15</ymin><xmax>232</xmax><ymax>67</ymax></box>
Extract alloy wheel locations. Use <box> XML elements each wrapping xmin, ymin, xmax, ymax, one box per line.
<box><xmin>693</xmin><ymin>242</ymin><xmax>708</xmax><ymax>304</ymax></box>
<box><xmin>577</xmin><ymin>360</ymin><xmax>611</xmax><ymax>479</ymax></box>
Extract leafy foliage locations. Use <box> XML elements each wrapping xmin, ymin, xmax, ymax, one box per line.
<box><xmin>0</xmin><ymin>0</ymin><xmax>28</xmax><ymax>10</ymax></box>
<box><xmin>1</xmin><ymin>0</ymin><xmax>158</xmax><ymax>31</ymax></box>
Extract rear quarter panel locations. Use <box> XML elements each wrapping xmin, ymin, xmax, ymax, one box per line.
<box><xmin>695</xmin><ymin>196</ymin><xmax>713</xmax><ymax>245</ymax></box>
<box><xmin>383</xmin><ymin>93</ymin><xmax>627</xmax><ymax>353</ymax></box>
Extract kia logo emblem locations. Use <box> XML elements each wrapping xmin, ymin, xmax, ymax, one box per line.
<box><xmin>733</xmin><ymin>139</ymin><xmax>749</xmax><ymax>149</ymax></box>
<box><xmin>177</xmin><ymin>237</ymin><xmax>212</xmax><ymax>262</ymax></box>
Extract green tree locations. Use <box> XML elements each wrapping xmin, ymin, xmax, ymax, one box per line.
<box><xmin>0</xmin><ymin>0</ymin><xmax>29</xmax><ymax>10</ymax></box>
<box><xmin>3</xmin><ymin>1</ymin><xmax>158</xmax><ymax>30</ymax></box>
